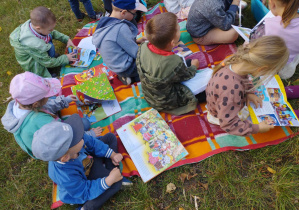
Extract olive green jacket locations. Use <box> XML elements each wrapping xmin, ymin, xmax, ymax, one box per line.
<box><xmin>136</xmin><ymin>43</ymin><xmax>198</xmax><ymax>115</ymax></box>
<box><xmin>9</xmin><ymin>20</ymin><xmax>70</xmax><ymax>77</ymax></box>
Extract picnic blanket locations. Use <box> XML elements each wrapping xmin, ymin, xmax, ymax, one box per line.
<box><xmin>59</xmin><ymin>3</ymin><xmax>295</xmax><ymax>179</ymax></box>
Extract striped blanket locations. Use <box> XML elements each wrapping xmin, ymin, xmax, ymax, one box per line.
<box><xmin>59</xmin><ymin>3</ymin><xmax>294</xmax><ymax>179</ymax></box>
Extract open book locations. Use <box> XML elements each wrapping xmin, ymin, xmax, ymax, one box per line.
<box><xmin>232</xmin><ymin>11</ymin><xmax>274</xmax><ymax>42</ymax></box>
<box><xmin>117</xmin><ymin>109</ymin><xmax>189</xmax><ymax>182</ymax></box>
<box><xmin>67</xmin><ymin>46</ymin><xmax>96</xmax><ymax>67</ymax></box>
<box><xmin>248</xmin><ymin>75</ymin><xmax>299</xmax><ymax>126</ymax></box>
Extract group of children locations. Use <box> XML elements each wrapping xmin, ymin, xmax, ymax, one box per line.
<box><xmin>3</xmin><ymin>0</ymin><xmax>299</xmax><ymax>208</ymax></box>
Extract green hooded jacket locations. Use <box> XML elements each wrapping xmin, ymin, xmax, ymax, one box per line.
<box><xmin>136</xmin><ymin>43</ymin><xmax>198</xmax><ymax>115</ymax></box>
<box><xmin>9</xmin><ymin>20</ymin><xmax>70</xmax><ymax>77</ymax></box>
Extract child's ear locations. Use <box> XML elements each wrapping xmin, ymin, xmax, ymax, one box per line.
<box><xmin>120</xmin><ymin>10</ymin><xmax>127</xmax><ymax>16</ymax></box>
<box><xmin>60</xmin><ymin>154</ymin><xmax>70</xmax><ymax>162</ymax></box>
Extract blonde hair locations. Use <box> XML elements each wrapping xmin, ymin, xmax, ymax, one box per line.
<box><xmin>277</xmin><ymin>0</ymin><xmax>299</xmax><ymax>27</ymax></box>
<box><xmin>213</xmin><ymin>36</ymin><xmax>289</xmax><ymax>89</ymax></box>
<box><xmin>18</xmin><ymin>98</ymin><xmax>48</xmax><ymax>112</ymax></box>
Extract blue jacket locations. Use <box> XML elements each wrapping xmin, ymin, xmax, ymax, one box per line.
<box><xmin>92</xmin><ymin>17</ymin><xmax>138</xmax><ymax>73</ymax></box>
<box><xmin>48</xmin><ymin>134</ymin><xmax>113</xmax><ymax>204</ymax></box>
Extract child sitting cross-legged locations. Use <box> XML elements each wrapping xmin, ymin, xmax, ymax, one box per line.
<box><xmin>1</xmin><ymin>72</ymin><xmax>102</xmax><ymax>159</ymax></box>
<box><xmin>9</xmin><ymin>6</ymin><xmax>77</xmax><ymax>78</ymax></box>
<box><xmin>32</xmin><ymin>114</ymin><xmax>123</xmax><ymax>209</ymax></box>
<box><xmin>206</xmin><ymin>36</ymin><xmax>289</xmax><ymax>136</ymax></box>
<box><xmin>136</xmin><ymin>12</ymin><xmax>206</xmax><ymax>116</ymax></box>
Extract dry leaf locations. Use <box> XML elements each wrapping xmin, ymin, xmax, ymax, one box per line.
<box><xmin>183</xmin><ymin>188</ymin><xmax>186</xmax><ymax>201</ymax></box>
<box><xmin>166</xmin><ymin>183</ymin><xmax>176</xmax><ymax>193</ymax></box>
<box><xmin>267</xmin><ymin>167</ymin><xmax>276</xmax><ymax>174</ymax></box>
<box><xmin>179</xmin><ymin>173</ymin><xmax>189</xmax><ymax>183</ymax></box>
<box><xmin>187</xmin><ymin>173</ymin><xmax>198</xmax><ymax>180</ymax></box>
<box><xmin>179</xmin><ymin>208</ymin><xmax>184</xmax><ymax>210</ymax></box>
<box><xmin>199</xmin><ymin>182</ymin><xmax>208</xmax><ymax>190</ymax></box>
<box><xmin>7</xmin><ymin>71</ymin><xmax>12</xmax><ymax>76</ymax></box>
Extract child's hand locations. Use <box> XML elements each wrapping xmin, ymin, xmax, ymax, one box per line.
<box><xmin>136</xmin><ymin>37</ymin><xmax>147</xmax><ymax>44</ymax></box>
<box><xmin>67</xmin><ymin>52</ymin><xmax>77</xmax><ymax>62</ymax></box>
<box><xmin>232</xmin><ymin>0</ymin><xmax>240</xmax><ymax>6</ymax></box>
<box><xmin>246</xmin><ymin>93</ymin><xmax>262</xmax><ymax>108</ymax></box>
<box><xmin>66</xmin><ymin>39</ymin><xmax>75</xmax><ymax>48</ymax></box>
<box><xmin>105</xmin><ymin>168</ymin><xmax>123</xmax><ymax>186</ymax></box>
<box><xmin>191</xmin><ymin>59</ymin><xmax>200</xmax><ymax>69</ymax></box>
<box><xmin>258</xmin><ymin>121</ymin><xmax>274</xmax><ymax>133</ymax></box>
<box><xmin>68</xmin><ymin>95</ymin><xmax>78</xmax><ymax>102</ymax></box>
<box><xmin>91</xmin><ymin>127</ymin><xmax>103</xmax><ymax>136</ymax></box>
<box><xmin>110</xmin><ymin>152</ymin><xmax>123</xmax><ymax>165</ymax></box>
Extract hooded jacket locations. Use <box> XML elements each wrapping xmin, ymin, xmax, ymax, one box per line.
<box><xmin>92</xmin><ymin>17</ymin><xmax>138</xmax><ymax>73</ymax></box>
<box><xmin>9</xmin><ymin>20</ymin><xmax>70</xmax><ymax>78</ymax></box>
<box><xmin>1</xmin><ymin>96</ymin><xmax>70</xmax><ymax>158</ymax></box>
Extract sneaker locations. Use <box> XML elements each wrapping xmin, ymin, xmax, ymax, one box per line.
<box><xmin>240</xmin><ymin>0</ymin><xmax>248</xmax><ymax>10</ymax></box>
<box><xmin>118</xmin><ymin>75</ymin><xmax>132</xmax><ymax>85</ymax></box>
<box><xmin>90</xmin><ymin>12</ymin><xmax>103</xmax><ymax>21</ymax></box>
<box><xmin>122</xmin><ymin>177</ymin><xmax>133</xmax><ymax>186</ymax></box>
<box><xmin>77</xmin><ymin>13</ymin><xmax>85</xmax><ymax>22</ymax></box>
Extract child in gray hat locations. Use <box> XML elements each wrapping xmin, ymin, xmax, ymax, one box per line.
<box><xmin>32</xmin><ymin>114</ymin><xmax>123</xmax><ymax>209</ymax></box>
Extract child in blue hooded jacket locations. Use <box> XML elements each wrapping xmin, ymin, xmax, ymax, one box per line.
<box><xmin>92</xmin><ymin>0</ymin><xmax>147</xmax><ymax>85</ymax></box>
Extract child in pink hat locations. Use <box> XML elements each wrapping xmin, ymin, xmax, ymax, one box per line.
<box><xmin>1</xmin><ymin>72</ymin><xmax>103</xmax><ymax>158</ymax></box>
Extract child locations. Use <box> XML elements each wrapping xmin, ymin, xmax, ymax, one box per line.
<box><xmin>136</xmin><ymin>12</ymin><xmax>205</xmax><ymax>116</ymax></box>
<box><xmin>206</xmin><ymin>36</ymin><xmax>289</xmax><ymax>136</ymax></box>
<box><xmin>265</xmin><ymin>0</ymin><xmax>299</xmax><ymax>79</ymax></box>
<box><xmin>1</xmin><ymin>72</ymin><xmax>102</xmax><ymax>158</ymax></box>
<box><xmin>68</xmin><ymin>0</ymin><xmax>102</xmax><ymax>22</ymax></box>
<box><xmin>186</xmin><ymin>0</ymin><xmax>240</xmax><ymax>45</ymax></box>
<box><xmin>9</xmin><ymin>6</ymin><xmax>77</xmax><ymax>78</ymax></box>
<box><xmin>32</xmin><ymin>114</ymin><xmax>123</xmax><ymax>209</ymax></box>
<box><xmin>92</xmin><ymin>0</ymin><xmax>147</xmax><ymax>85</ymax></box>
<box><xmin>164</xmin><ymin>0</ymin><xmax>195</xmax><ymax>19</ymax></box>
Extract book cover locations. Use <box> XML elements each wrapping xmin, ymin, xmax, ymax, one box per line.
<box><xmin>117</xmin><ymin>108</ymin><xmax>189</xmax><ymax>182</ymax></box>
<box><xmin>173</xmin><ymin>41</ymin><xmax>192</xmax><ymax>57</ymax></box>
<box><xmin>68</xmin><ymin>46</ymin><xmax>96</xmax><ymax>68</ymax></box>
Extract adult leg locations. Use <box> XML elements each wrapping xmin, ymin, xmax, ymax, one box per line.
<box><xmin>80</xmin><ymin>0</ymin><xmax>96</xmax><ymax>18</ymax></box>
<box><xmin>192</xmin><ymin>28</ymin><xmax>239</xmax><ymax>45</ymax></box>
<box><xmin>68</xmin><ymin>0</ymin><xmax>84</xmax><ymax>19</ymax></box>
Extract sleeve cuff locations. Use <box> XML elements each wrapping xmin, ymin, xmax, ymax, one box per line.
<box><xmin>105</xmin><ymin>148</ymin><xmax>113</xmax><ymax>158</ymax></box>
<box><xmin>101</xmin><ymin>177</ymin><xmax>111</xmax><ymax>189</ymax></box>
<box><xmin>229</xmin><ymin>4</ymin><xmax>238</xmax><ymax>13</ymax></box>
<box><xmin>85</xmin><ymin>130</ymin><xmax>96</xmax><ymax>137</ymax></box>
<box><xmin>252</xmin><ymin>124</ymin><xmax>259</xmax><ymax>134</ymax></box>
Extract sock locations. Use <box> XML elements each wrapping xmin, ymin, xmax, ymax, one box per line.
<box><xmin>285</xmin><ymin>86</ymin><xmax>299</xmax><ymax>99</ymax></box>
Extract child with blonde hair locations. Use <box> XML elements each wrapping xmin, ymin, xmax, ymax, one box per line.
<box><xmin>206</xmin><ymin>36</ymin><xmax>289</xmax><ymax>136</ymax></box>
<box><xmin>265</xmin><ymin>0</ymin><xmax>299</xmax><ymax>79</ymax></box>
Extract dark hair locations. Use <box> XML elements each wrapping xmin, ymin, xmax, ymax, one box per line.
<box><xmin>279</xmin><ymin>0</ymin><xmax>299</xmax><ymax>27</ymax></box>
<box><xmin>145</xmin><ymin>12</ymin><xmax>178</xmax><ymax>49</ymax></box>
<box><xmin>30</xmin><ymin>6</ymin><xmax>56</xmax><ymax>28</ymax></box>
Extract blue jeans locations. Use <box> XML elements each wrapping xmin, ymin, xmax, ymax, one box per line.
<box><xmin>117</xmin><ymin>62</ymin><xmax>140</xmax><ymax>82</ymax></box>
<box><xmin>47</xmin><ymin>40</ymin><xmax>56</xmax><ymax>58</ymax></box>
<box><xmin>68</xmin><ymin>0</ymin><xmax>96</xmax><ymax>19</ymax></box>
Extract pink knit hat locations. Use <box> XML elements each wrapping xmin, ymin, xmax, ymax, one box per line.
<box><xmin>10</xmin><ymin>72</ymin><xmax>61</xmax><ymax>105</ymax></box>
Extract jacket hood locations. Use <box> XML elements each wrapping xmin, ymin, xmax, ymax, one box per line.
<box><xmin>1</xmin><ymin>100</ymin><xmax>31</xmax><ymax>133</ymax></box>
<box><xmin>92</xmin><ymin>17</ymin><xmax>137</xmax><ymax>48</ymax></box>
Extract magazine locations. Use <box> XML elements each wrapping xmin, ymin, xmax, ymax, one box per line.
<box><xmin>232</xmin><ymin>11</ymin><xmax>274</xmax><ymax>42</ymax></box>
<box><xmin>248</xmin><ymin>75</ymin><xmax>299</xmax><ymax>126</ymax></box>
<box><xmin>117</xmin><ymin>108</ymin><xmax>189</xmax><ymax>182</ymax></box>
<box><xmin>74</xmin><ymin>63</ymin><xmax>115</xmax><ymax>84</ymax></box>
<box><xmin>67</xmin><ymin>46</ymin><xmax>96</xmax><ymax>67</ymax></box>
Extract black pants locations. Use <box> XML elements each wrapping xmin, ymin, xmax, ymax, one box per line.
<box><xmin>83</xmin><ymin>133</ymin><xmax>122</xmax><ymax>210</ymax></box>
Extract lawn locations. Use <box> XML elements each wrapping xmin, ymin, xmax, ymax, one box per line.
<box><xmin>0</xmin><ymin>0</ymin><xmax>298</xmax><ymax>209</ymax></box>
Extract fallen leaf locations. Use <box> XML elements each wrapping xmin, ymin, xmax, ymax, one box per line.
<box><xmin>166</xmin><ymin>183</ymin><xmax>176</xmax><ymax>193</ymax></box>
<box><xmin>7</xmin><ymin>71</ymin><xmax>12</xmax><ymax>76</ymax></box>
<box><xmin>179</xmin><ymin>208</ymin><xmax>184</xmax><ymax>210</ymax></box>
<box><xmin>199</xmin><ymin>182</ymin><xmax>208</xmax><ymax>190</ymax></box>
<box><xmin>179</xmin><ymin>173</ymin><xmax>189</xmax><ymax>183</ymax></box>
<box><xmin>267</xmin><ymin>167</ymin><xmax>276</xmax><ymax>174</ymax></box>
<box><xmin>187</xmin><ymin>173</ymin><xmax>198</xmax><ymax>180</ymax></box>
<box><xmin>275</xmin><ymin>158</ymin><xmax>282</xmax><ymax>163</ymax></box>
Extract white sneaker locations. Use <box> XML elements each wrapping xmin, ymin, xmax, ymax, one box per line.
<box><xmin>240</xmin><ymin>0</ymin><xmax>248</xmax><ymax>10</ymax></box>
<box><xmin>105</xmin><ymin>11</ymin><xmax>110</xmax><ymax>17</ymax></box>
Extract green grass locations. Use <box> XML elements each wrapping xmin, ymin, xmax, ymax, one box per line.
<box><xmin>0</xmin><ymin>0</ymin><xmax>298</xmax><ymax>209</ymax></box>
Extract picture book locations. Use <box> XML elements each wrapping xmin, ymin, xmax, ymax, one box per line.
<box><xmin>117</xmin><ymin>108</ymin><xmax>189</xmax><ymax>182</ymax></box>
<box><xmin>74</xmin><ymin>63</ymin><xmax>115</xmax><ymax>84</ymax></box>
<box><xmin>77</xmin><ymin>100</ymin><xmax>121</xmax><ymax>124</ymax></box>
<box><xmin>173</xmin><ymin>41</ymin><xmax>192</xmax><ymax>57</ymax></box>
<box><xmin>248</xmin><ymin>75</ymin><xmax>299</xmax><ymax>127</ymax></box>
<box><xmin>67</xmin><ymin>46</ymin><xmax>96</xmax><ymax>68</ymax></box>
<box><xmin>71</xmin><ymin>74</ymin><xmax>116</xmax><ymax>106</ymax></box>
<box><xmin>232</xmin><ymin>11</ymin><xmax>274</xmax><ymax>42</ymax></box>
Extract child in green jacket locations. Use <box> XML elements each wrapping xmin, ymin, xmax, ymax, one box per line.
<box><xmin>9</xmin><ymin>6</ymin><xmax>77</xmax><ymax>77</ymax></box>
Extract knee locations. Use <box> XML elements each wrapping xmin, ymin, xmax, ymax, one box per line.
<box><xmin>230</xmin><ymin>30</ymin><xmax>239</xmax><ymax>43</ymax></box>
<box><xmin>103</xmin><ymin>133</ymin><xmax>117</xmax><ymax>144</ymax></box>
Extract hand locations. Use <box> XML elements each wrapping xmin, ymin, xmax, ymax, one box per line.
<box><xmin>258</xmin><ymin>121</ymin><xmax>274</xmax><ymax>133</ymax></box>
<box><xmin>105</xmin><ymin>168</ymin><xmax>123</xmax><ymax>186</ymax></box>
<box><xmin>110</xmin><ymin>152</ymin><xmax>123</xmax><ymax>165</ymax></box>
<box><xmin>246</xmin><ymin>93</ymin><xmax>262</xmax><ymax>108</ymax></box>
<box><xmin>191</xmin><ymin>59</ymin><xmax>200</xmax><ymax>69</ymax></box>
<box><xmin>66</xmin><ymin>52</ymin><xmax>77</xmax><ymax>62</ymax></box>
<box><xmin>68</xmin><ymin>95</ymin><xmax>78</xmax><ymax>102</ymax></box>
<box><xmin>66</xmin><ymin>39</ymin><xmax>75</xmax><ymax>48</ymax></box>
<box><xmin>232</xmin><ymin>0</ymin><xmax>240</xmax><ymax>6</ymax></box>
<box><xmin>136</xmin><ymin>37</ymin><xmax>147</xmax><ymax>44</ymax></box>
<box><xmin>91</xmin><ymin>127</ymin><xmax>103</xmax><ymax>136</ymax></box>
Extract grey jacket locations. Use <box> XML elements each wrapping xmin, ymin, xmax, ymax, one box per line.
<box><xmin>186</xmin><ymin>0</ymin><xmax>238</xmax><ymax>38</ymax></box>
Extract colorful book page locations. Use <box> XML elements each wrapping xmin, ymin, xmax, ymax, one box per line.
<box><xmin>173</xmin><ymin>41</ymin><xmax>192</xmax><ymax>57</ymax></box>
<box><xmin>68</xmin><ymin>46</ymin><xmax>96</xmax><ymax>67</ymax></box>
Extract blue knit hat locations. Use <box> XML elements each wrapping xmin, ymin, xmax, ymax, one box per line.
<box><xmin>112</xmin><ymin>0</ymin><xmax>147</xmax><ymax>12</ymax></box>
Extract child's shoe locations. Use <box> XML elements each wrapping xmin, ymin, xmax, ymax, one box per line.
<box><xmin>122</xmin><ymin>177</ymin><xmax>133</xmax><ymax>187</ymax></box>
<box><xmin>77</xmin><ymin>13</ymin><xmax>86</xmax><ymax>22</ymax></box>
<box><xmin>118</xmin><ymin>76</ymin><xmax>132</xmax><ymax>85</ymax></box>
<box><xmin>90</xmin><ymin>12</ymin><xmax>103</xmax><ymax>21</ymax></box>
